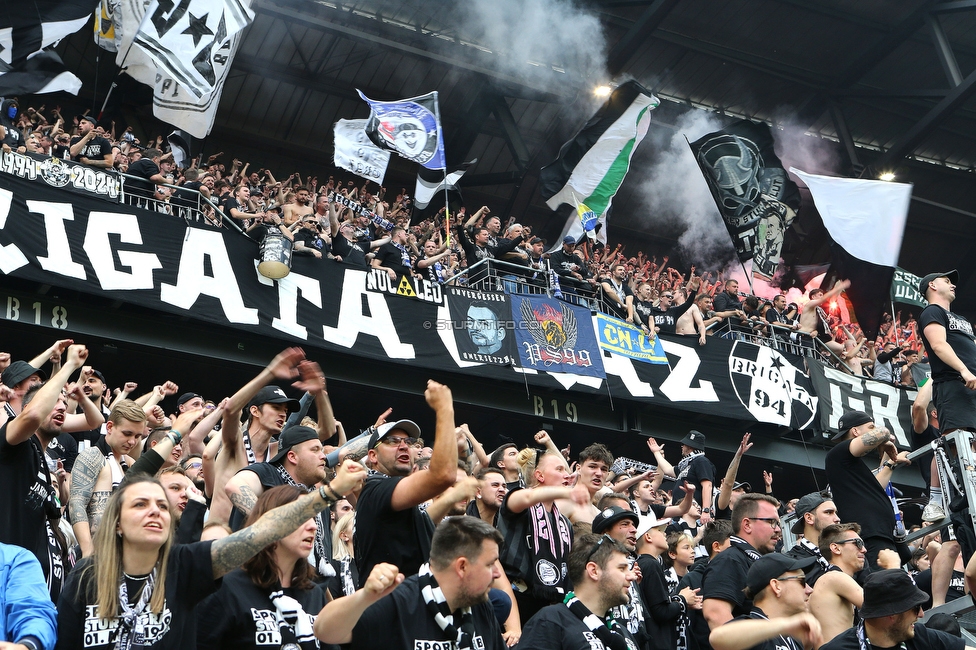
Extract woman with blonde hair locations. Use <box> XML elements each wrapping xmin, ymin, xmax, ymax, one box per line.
<box><xmin>56</xmin><ymin>460</ymin><xmax>365</xmax><ymax>650</ymax></box>
<box><xmin>326</xmin><ymin>511</ymin><xmax>358</xmax><ymax>598</ymax></box>
<box><xmin>197</xmin><ymin>485</ymin><xmax>328</xmax><ymax>650</ymax></box>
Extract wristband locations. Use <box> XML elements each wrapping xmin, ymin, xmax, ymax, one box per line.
<box><xmin>318</xmin><ymin>483</ymin><xmax>341</xmax><ymax>503</ymax></box>
<box><xmin>166</xmin><ymin>430</ymin><xmax>182</xmax><ymax>445</ymax></box>
<box><xmin>882</xmin><ymin>461</ymin><xmax>895</xmax><ymax>469</ymax></box>
<box><xmin>701</xmin><ymin>508</ymin><xmax>711</xmax><ymax>514</ymax></box>
<box><xmin>19</xmin><ymin>637</ymin><xmax>41</xmax><ymax>650</ymax></box>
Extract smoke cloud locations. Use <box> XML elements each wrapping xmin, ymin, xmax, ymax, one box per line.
<box><xmin>453</xmin><ymin>0</ymin><xmax>607</xmax><ymax>90</ymax></box>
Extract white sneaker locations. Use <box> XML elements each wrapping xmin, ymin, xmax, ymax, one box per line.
<box><xmin>922</xmin><ymin>503</ymin><xmax>946</xmax><ymax>522</ymax></box>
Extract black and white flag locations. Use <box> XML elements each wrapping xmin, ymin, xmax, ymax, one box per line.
<box><xmin>0</xmin><ymin>0</ymin><xmax>99</xmax><ymax>95</ymax></box>
<box><xmin>413</xmin><ymin>159</ymin><xmax>476</xmax><ymax>209</ymax></box>
<box><xmin>333</xmin><ymin>119</ymin><xmax>391</xmax><ymax>184</ymax></box>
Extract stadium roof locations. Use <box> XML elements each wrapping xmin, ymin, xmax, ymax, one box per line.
<box><xmin>57</xmin><ymin>0</ymin><xmax>976</xmax><ymax>314</ymax></box>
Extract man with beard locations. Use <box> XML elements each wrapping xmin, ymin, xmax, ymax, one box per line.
<box><xmin>0</xmin><ymin>343</ymin><xmax>88</xmax><ymax>600</ymax></box>
<box><xmin>785</xmin><ymin>493</ymin><xmax>841</xmax><ymax>586</ymax></box>
<box><xmin>180</xmin><ymin>453</ymin><xmax>206</xmax><ymax>492</ymax></box>
<box><xmin>67</xmin><ymin>400</ymin><xmax>146</xmax><ymax>557</ymax></box>
<box><xmin>709</xmin><ymin>554</ymin><xmax>821</xmax><ymax>650</ymax></box>
<box><xmin>601</xmin><ymin>263</ymin><xmax>635</xmax><ymax>322</ymax></box>
<box><xmin>316</xmin><ymin>516</ymin><xmax>506</xmax><ymax>650</ymax></box>
<box><xmin>517</xmin><ymin>533</ymin><xmax>640</xmax><ymax>650</ymax></box>
<box><xmin>468</xmin><ymin>467</ymin><xmax>507</xmax><ymax>525</ymax></box>
<box><xmin>821</xmin><ymin>570</ymin><xmax>960</xmax><ymax>650</ymax></box>
<box><xmin>354</xmin><ymin>381</ymin><xmax>458</xmax><ymax>585</ymax></box>
<box><xmin>809</xmin><ymin>524</ymin><xmax>866</xmax><ymax>645</ymax></box>
<box><xmin>702</xmin><ymin>494</ymin><xmax>783</xmax><ymax>629</ymax></box>
<box><xmin>283</xmin><ymin>186</ymin><xmax>314</xmax><ymax>226</ymax></box>
<box><xmin>592</xmin><ymin>505</ymin><xmax>651</xmax><ymax>647</ymax></box>
<box><xmin>68</xmin><ymin>116</ymin><xmax>113</xmax><ymax>168</ymax></box>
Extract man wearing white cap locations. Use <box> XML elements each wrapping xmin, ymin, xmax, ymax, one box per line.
<box><xmin>354</xmin><ymin>380</ymin><xmax>458</xmax><ymax>586</ymax></box>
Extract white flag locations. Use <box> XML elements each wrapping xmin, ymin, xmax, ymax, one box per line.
<box><xmin>114</xmin><ymin>0</ymin><xmax>251</xmax><ymax>138</ymax></box>
<box><xmin>333</xmin><ymin>119</ymin><xmax>391</xmax><ymax>184</ymax></box>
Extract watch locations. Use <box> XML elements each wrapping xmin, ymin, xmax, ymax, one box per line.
<box><xmin>882</xmin><ymin>461</ymin><xmax>895</xmax><ymax>469</ymax></box>
<box><xmin>701</xmin><ymin>508</ymin><xmax>712</xmax><ymax>514</ymax></box>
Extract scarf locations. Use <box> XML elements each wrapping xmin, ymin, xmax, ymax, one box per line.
<box><xmin>269</xmin><ymin>589</ymin><xmax>319</xmax><ymax>650</ymax></box>
<box><xmin>418</xmin><ymin>563</ymin><xmax>475</xmax><ymax>650</ymax></box>
<box><xmin>529</xmin><ymin>501</ymin><xmax>573</xmax><ymax>560</ymax></box>
<box><xmin>666</xmin><ymin>567</ymin><xmax>690</xmax><ymax>650</ymax></box>
<box><xmin>115</xmin><ymin>570</ymin><xmax>156</xmax><ymax>650</ymax></box>
<box><xmin>243</xmin><ymin>429</ymin><xmax>270</xmax><ymax>465</ymax></box>
<box><xmin>798</xmin><ymin>538</ymin><xmax>832</xmax><ymax>575</ymax></box>
<box><xmin>339</xmin><ymin>557</ymin><xmax>356</xmax><ymax>597</ymax></box>
<box><xmin>728</xmin><ymin>536</ymin><xmax>762</xmax><ymax>561</ymax></box>
<box><xmin>272</xmin><ymin>464</ymin><xmax>330</xmax><ymax>576</ymax></box>
<box><xmin>394</xmin><ymin>241</ymin><xmax>412</xmax><ymax>268</ymax></box>
<box><xmin>563</xmin><ymin>592</ymin><xmax>630</xmax><ymax>650</ymax></box>
<box><xmin>674</xmin><ymin>451</ymin><xmax>704</xmax><ymax>483</ymax></box>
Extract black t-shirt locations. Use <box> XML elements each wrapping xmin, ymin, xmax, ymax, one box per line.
<box><xmin>634</xmin><ymin>299</ymin><xmax>655</xmax><ymax>327</ymax></box>
<box><xmin>636</xmin><ymin>554</ymin><xmax>683</xmax><ymax>650</ymax></box>
<box><xmin>603</xmin><ymin>279</ymin><xmax>634</xmax><ymax>319</ymax></box>
<box><xmin>0</xmin><ymin>424</ymin><xmax>65</xmax><ymax>599</ymax></box>
<box><xmin>196</xmin><ymin>568</ymin><xmax>330</xmax><ymax>650</ymax></box>
<box><xmin>700</xmin><ymin>539</ymin><xmax>757</xmax><ymax>616</ymax></box>
<box><xmin>820</xmin><ymin>622</ymin><xmax>962</xmax><ymax>650</ymax></box>
<box><xmin>125</xmin><ymin>158</ymin><xmax>160</xmax><ymax>196</ymax></box>
<box><xmin>728</xmin><ymin>608</ymin><xmax>804</xmax><ymax>650</ymax></box>
<box><xmin>374</xmin><ymin>241</ymin><xmax>411</xmax><ymax>276</ymax></box>
<box><xmin>653</xmin><ymin>294</ymin><xmax>698</xmax><ymax>334</ymax></box>
<box><xmin>675</xmin><ymin>453</ymin><xmax>715</xmax><ymax>507</ymax></box>
<box><xmin>824</xmin><ymin>440</ymin><xmax>894</xmax><ymax>540</ymax></box>
<box><xmin>349</xmin><ymin>573</ymin><xmax>505</xmax><ymax>650</ymax></box>
<box><xmin>48</xmin><ymin>432</ymin><xmax>80</xmax><ymax>472</ymax></box>
<box><xmin>69</xmin><ymin>135</ymin><xmax>113</xmax><ymax>163</ymax></box>
<box><xmin>919</xmin><ymin>304</ymin><xmax>976</xmax><ymax>383</ymax></box>
<box><xmin>294</xmin><ymin>227</ymin><xmax>329</xmax><ymax>256</ymax></box>
<box><xmin>518</xmin><ymin>602</ymin><xmax>639</xmax><ymax>650</ymax></box>
<box><xmin>331</xmin><ymin>236</ymin><xmax>368</xmax><ymax>269</ymax></box>
<box><xmin>228</xmin><ymin>462</ymin><xmax>288</xmax><ymax>531</ymax></box>
<box><xmin>354</xmin><ymin>475</ymin><xmax>434</xmax><ymax>586</ymax></box>
<box><xmin>56</xmin><ymin>541</ymin><xmax>217</xmax><ymax>650</ymax></box>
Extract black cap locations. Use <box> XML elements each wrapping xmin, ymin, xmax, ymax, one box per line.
<box><xmin>732</xmin><ymin>481</ymin><xmax>751</xmax><ymax>492</ymax></box>
<box><xmin>367</xmin><ymin>420</ymin><xmax>423</xmax><ymax>449</ymax></box>
<box><xmin>592</xmin><ymin>505</ymin><xmax>639</xmax><ymax>534</ymax></box>
<box><xmin>529</xmin><ymin>236</ymin><xmax>545</xmax><ymax>245</ymax></box>
<box><xmin>918</xmin><ymin>269</ymin><xmax>958</xmax><ymax>299</ymax></box>
<box><xmin>859</xmin><ymin>569</ymin><xmax>928</xmax><ymax>619</ymax></box>
<box><xmin>89</xmin><ymin>369</ymin><xmax>106</xmax><ymax>383</ymax></box>
<box><xmin>177</xmin><ymin>392</ymin><xmax>203</xmax><ymax>408</ymax></box>
<box><xmin>681</xmin><ymin>430</ymin><xmax>706</xmax><ymax>450</ymax></box>
<box><xmin>1</xmin><ymin>360</ymin><xmax>46</xmax><ymax>387</ymax></box>
<box><xmin>563</xmin><ymin>235</ymin><xmax>576</xmax><ymax>245</ymax></box>
<box><xmin>246</xmin><ymin>385</ymin><xmax>300</xmax><ymax>412</ymax></box>
<box><xmin>745</xmin><ymin>554</ymin><xmax>817</xmax><ymax>597</ymax></box>
<box><xmin>80</xmin><ymin>115</ymin><xmax>98</xmax><ymax>125</ymax></box>
<box><xmin>831</xmin><ymin>410</ymin><xmax>874</xmax><ymax>440</ymax></box>
<box><xmin>790</xmin><ymin>493</ymin><xmax>828</xmax><ymax>533</ymax></box>
<box><xmin>269</xmin><ymin>425</ymin><xmax>320</xmax><ymax>464</ymax></box>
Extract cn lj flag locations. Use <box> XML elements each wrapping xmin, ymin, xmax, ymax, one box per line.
<box><xmin>114</xmin><ymin>0</ymin><xmax>251</xmax><ymax>137</ymax></box>
<box><xmin>540</xmin><ymin>80</ymin><xmax>658</xmax><ymax>241</ymax></box>
<box><xmin>333</xmin><ymin>119</ymin><xmax>391</xmax><ymax>184</ymax></box>
<box><xmin>791</xmin><ymin>168</ymin><xmax>912</xmax><ymax>339</ymax></box>
<box><xmin>0</xmin><ymin>0</ymin><xmax>99</xmax><ymax>95</ymax></box>
<box><xmin>688</xmin><ymin>120</ymin><xmax>800</xmax><ymax>280</ymax></box>
<box><xmin>414</xmin><ymin>160</ymin><xmax>475</xmax><ymax>210</ymax></box>
<box><xmin>357</xmin><ymin>90</ymin><xmax>446</xmax><ymax>170</ymax></box>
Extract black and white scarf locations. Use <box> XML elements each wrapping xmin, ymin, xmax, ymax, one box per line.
<box><xmin>115</xmin><ymin>570</ymin><xmax>156</xmax><ymax>650</ymax></box>
<box><xmin>665</xmin><ymin>567</ymin><xmax>690</xmax><ymax>650</ymax></box>
<box><xmin>269</xmin><ymin>589</ymin><xmax>319</xmax><ymax>650</ymax></box>
<box><xmin>243</xmin><ymin>429</ymin><xmax>270</xmax><ymax>465</ymax></box>
<box><xmin>798</xmin><ymin>538</ymin><xmax>832</xmax><ymax>575</ymax></box>
<box><xmin>338</xmin><ymin>557</ymin><xmax>356</xmax><ymax>597</ymax></box>
<box><xmin>419</xmin><ymin>563</ymin><xmax>475</xmax><ymax>650</ymax></box>
<box><xmin>272</xmin><ymin>464</ymin><xmax>330</xmax><ymax>577</ymax></box>
<box><xmin>564</xmin><ymin>592</ymin><xmax>631</xmax><ymax>650</ymax></box>
<box><xmin>674</xmin><ymin>451</ymin><xmax>704</xmax><ymax>483</ymax></box>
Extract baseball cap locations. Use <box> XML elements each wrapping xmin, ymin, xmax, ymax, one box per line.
<box><xmin>681</xmin><ymin>430</ymin><xmax>706</xmax><ymax>450</ymax></box>
<box><xmin>831</xmin><ymin>410</ymin><xmax>874</xmax><ymax>440</ymax></box>
<box><xmin>859</xmin><ymin>569</ymin><xmax>928</xmax><ymax>619</ymax></box>
<box><xmin>918</xmin><ymin>269</ymin><xmax>958</xmax><ymax>298</ymax></box>
<box><xmin>563</xmin><ymin>235</ymin><xmax>576</xmax><ymax>245</ymax></box>
<box><xmin>177</xmin><ymin>392</ymin><xmax>203</xmax><ymax>408</ymax></box>
<box><xmin>790</xmin><ymin>493</ymin><xmax>828</xmax><ymax>533</ymax></box>
<box><xmin>745</xmin><ymin>554</ymin><xmax>816</xmax><ymax>598</ymax></box>
<box><xmin>247</xmin><ymin>385</ymin><xmax>300</xmax><ymax>412</ymax></box>
<box><xmin>367</xmin><ymin>420</ymin><xmax>423</xmax><ymax>449</ymax></box>
<box><xmin>592</xmin><ymin>505</ymin><xmax>639</xmax><ymax>535</ymax></box>
<box><xmin>269</xmin><ymin>425</ymin><xmax>320</xmax><ymax>464</ymax></box>
<box><xmin>732</xmin><ymin>481</ymin><xmax>752</xmax><ymax>492</ymax></box>
<box><xmin>1</xmin><ymin>360</ymin><xmax>46</xmax><ymax>387</ymax></box>
<box><xmin>529</xmin><ymin>236</ymin><xmax>545</xmax><ymax>245</ymax></box>
<box><xmin>80</xmin><ymin>115</ymin><xmax>98</xmax><ymax>126</ymax></box>
<box><xmin>635</xmin><ymin>512</ymin><xmax>670</xmax><ymax>538</ymax></box>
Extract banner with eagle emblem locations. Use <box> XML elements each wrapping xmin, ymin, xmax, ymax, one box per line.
<box><xmin>510</xmin><ymin>295</ymin><xmax>605</xmax><ymax>378</ymax></box>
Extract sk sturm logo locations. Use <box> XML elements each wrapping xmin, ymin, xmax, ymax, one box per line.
<box><xmin>728</xmin><ymin>342</ymin><xmax>817</xmax><ymax>428</ymax></box>
<box><xmin>38</xmin><ymin>158</ymin><xmax>71</xmax><ymax>188</ymax></box>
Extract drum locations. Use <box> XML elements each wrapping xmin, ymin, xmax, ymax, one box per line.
<box><xmin>257</xmin><ymin>231</ymin><xmax>293</xmax><ymax>279</ymax></box>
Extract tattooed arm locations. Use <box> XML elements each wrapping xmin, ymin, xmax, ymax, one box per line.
<box><xmin>68</xmin><ymin>448</ymin><xmax>105</xmax><ymax>557</ymax></box>
<box><xmin>225</xmin><ymin>469</ymin><xmax>263</xmax><ymax>516</ymax></box>
<box><xmin>848</xmin><ymin>425</ymin><xmax>893</xmax><ymax>458</ymax></box>
<box><xmin>210</xmin><ymin>460</ymin><xmax>366</xmax><ymax>578</ymax></box>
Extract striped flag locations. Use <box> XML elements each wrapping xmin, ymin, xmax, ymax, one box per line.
<box><xmin>0</xmin><ymin>0</ymin><xmax>99</xmax><ymax>95</ymax></box>
<box><xmin>540</xmin><ymin>80</ymin><xmax>658</xmax><ymax>240</ymax></box>
<box><xmin>414</xmin><ymin>159</ymin><xmax>476</xmax><ymax>210</ymax></box>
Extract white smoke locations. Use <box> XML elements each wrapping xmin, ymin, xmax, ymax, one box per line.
<box><xmin>454</xmin><ymin>0</ymin><xmax>607</xmax><ymax>89</ymax></box>
<box><xmin>635</xmin><ymin>109</ymin><xmax>734</xmax><ymax>267</ymax></box>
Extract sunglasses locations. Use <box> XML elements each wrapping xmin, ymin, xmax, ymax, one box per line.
<box><xmin>775</xmin><ymin>575</ymin><xmax>807</xmax><ymax>587</ymax></box>
<box><xmin>834</xmin><ymin>538</ymin><xmax>865</xmax><ymax>550</ymax></box>
<box><xmin>586</xmin><ymin>534</ymin><xmax>614</xmax><ymax>563</ymax></box>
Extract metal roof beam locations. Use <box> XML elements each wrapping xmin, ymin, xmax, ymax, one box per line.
<box><xmin>488</xmin><ymin>95</ymin><xmax>530</xmax><ymax>173</ymax></box>
<box><xmin>867</xmin><ymin>65</ymin><xmax>976</xmax><ymax>176</ymax></box>
<box><xmin>931</xmin><ymin>0</ymin><xmax>976</xmax><ymax>13</ymax></box>
<box><xmin>925</xmin><ymin>13</ymin><xmax>963</xmax><ymax>87</ymax></box>
<box><xmin>606</xmin><ymin>0</ymin><xmax>680</xmax><ymax>76</ymax></box>
<box><xmin>251</xmin><ymin>1</ymin><xmax>575</xmax><ymax>102</ymax></box>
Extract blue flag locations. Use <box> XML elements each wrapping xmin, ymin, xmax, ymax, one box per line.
<box><xmin>595</xmin><ymin>313</ymin><xmax>668</xmax><ymax>365</ymax></box>
<box><xmin>357</xmin><ymin>90</ymin><xmax>446</xmax><ymax>170</ymax></box>
<box><xmin>510</xmin><ymin>295</ymin><xmax>605</xmax><ymax>378</ymax></box>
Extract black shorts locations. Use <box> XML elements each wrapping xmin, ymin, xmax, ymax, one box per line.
<box><xmin>933</xmin><ymin>380</ymin><xmax>976</xmax><ymax>432</ymax></box>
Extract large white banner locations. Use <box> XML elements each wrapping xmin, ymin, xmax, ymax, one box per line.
<box><xmin>333</xmin><ymin>119</ymin><xmax>391</xmax><ymax>184</ymax></box>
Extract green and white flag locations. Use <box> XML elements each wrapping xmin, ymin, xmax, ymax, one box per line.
<box><xmin>540</xmin><ymin>81</ymin><xmax>658</xmax><ymax>243</ymax></box>
<box><xmin>891</xmin><ymin>267</ymin><xmax>926</xmax><ymax>308</ymax></box>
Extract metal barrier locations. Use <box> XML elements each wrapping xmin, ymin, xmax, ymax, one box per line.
<box><xmin>119</xmin><ymin>173</ymin><xmax>245</xmax><ymax>234</ymax></box>
<box><xmin>448</xmin><ymin>257</ymin><xmax>604</xmax><ymax>307</ymax></box>
<box><xmin>708</xmin><ymin>319</ymin><xmax>824</xmax><ymax>362</ymax></box>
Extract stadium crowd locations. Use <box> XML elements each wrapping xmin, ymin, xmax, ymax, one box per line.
<box><xmin>0</xmin><ymin>99</ymin><xmax>970</xmax><ymax>650</ymax></box>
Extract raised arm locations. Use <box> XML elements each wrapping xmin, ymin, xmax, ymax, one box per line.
<box><xmin>314</xmin><ymin>563</ymin><xmax>404</xmax><ymax>644</ymax></box>
<box><xmin>716</xmin><ymin>433</ymin><xmax>752</xmax><ymax>511</ymax></box>
<box><xmin>7</xmin><ymin>345</ymin><xmax>87</xmax><ymax>446</ymax></box>
<box><xmin>646</xmin><ymin>438</ymin><xmax>675</xmax><ymax>477</ymax></box>
<box><xmin>292</xmin><ymin>361</ymin><xmax>336</xmax><ymax>442</ymax></box>
<box><xmin>210</xmin><ymin>459</ymin><xmax>365</xmax><ymax>578</ymax></box>
<box><xmin>533</xmin><ymin>430</ymin><xmax>570</xmax><ymax>472</ymax></box>
<box><xmin>912</xmin><ymin>379</ymin><xmax>933</xmax><ymax>434</ymax></box>
<box><xmin>710</xmin><ymin>613</ymin><xmax>822</xmax><ymax>650</ymax></box>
